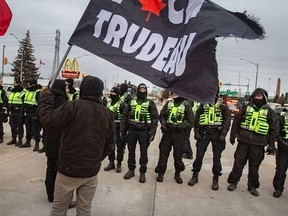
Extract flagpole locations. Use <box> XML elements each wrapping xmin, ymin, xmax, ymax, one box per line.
<box><xmin>49</xmin><ymin>44</ymin><xmax>73</xmax><ymax>89</ymax></box>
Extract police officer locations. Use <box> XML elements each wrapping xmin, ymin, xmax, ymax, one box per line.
<box><xmin>273</xmin><ymin>108</ymin><xmax>288</xmax><ymax>198</ymax></box>
<box><xmin>6</xmin><ymin>80</ymin><xmax>24</xmax><ymax>146</ymax></box>
<box><xmin>155</xmin><ymin>93</ymin><xmax>194</xmax><ymax>184</ymax></box>
<box><xmin>119</xmin><ymin>83</ymin><xmax>133</xmax><ymax>103</ymax></box>
<box><xmin>20</xmin><ymin>79</ymin><xmax>41</xmax><ymax>151</ymax></box>
<box><xmin>227</xmin><ymin>88</ymin><xmax>279</xmax><ymax>196</ymax></box>
<box><xmin>65</xmin><ymin>78</ymin><xmax>78</xmax><ymax>101</ymax></box>
<box><xmin>120</xmin><ymin>83</ymin><xmax>158</xmax><ymax>183</ymax></box>
<box><xmin>188</xmin><ymin>95</ymin><xmax>231</xmax><ymax>190</ymax></box>
<box><xmin>0</xmin><ymin>80</ymin><xmax>8</xmax><ymax>143</ymax></box>
<box><xmin>182</xmin><ymin>100</ymin><xmax>199</xmax><ymax>159</ymax></box>
<box><xmin>104</xmin><ymin>87</ymin><xmax>126</xmax><ymax>173</ymax></box>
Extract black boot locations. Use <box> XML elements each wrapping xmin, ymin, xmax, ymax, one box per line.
<box><xmin>38</xmin><ymin>145</ymin><xmax>45</xmax><ymax>153</ymax></box>
<box><xmin>7</xmin><ymin>138</ymin><xmax>17</xmax><ymax>145</ymax></box>
<box><xmin>188</xmin><ymin>172</ymin><xmax>199</xmax><ymax>186</ymax></box>
<box><xmin>124</xmin><ymin>170</ymin><xmax>135</xmax><ymax>180</ymax></box>
<box><xmin>104</xmin><ymin>161</ymin><xmax>115</xmax><ymax>171</ymax></box>
<box><xmin>16</xmin><ymin>138</ymin><xmax>23</xmax><ymax>147</ymax></box>
<box><xmin>212</xmin><ymin>175</ymin><xmax>219</xmax><ymax>190</ymax></box>
<box><xmin>19</xmin><ymin>139</ymin><xmax>31</xmax><ymax>148</ymax></box>
<box><xmin>33</xmin><ymin>142</ymin><xmax>40</xmax><ymax>151</ymax></box>
<box><xmin>139</xmin><ymin>173</ymin><xmax>146</xmax><ymax>183</ymax></box>
<box><xmin>116</xmin><ymin>162</ymin><xmax>122</xmax><ymax>173</ymax></box>
<box><xmin>156</xmin><ymin>173</ymin><xmax>164</xmax><ymax>182</ymax></box>
<box><xmin>174</xmin><ymin>172</ymin><xmax>183</xmax><ymax>184</ymax></box>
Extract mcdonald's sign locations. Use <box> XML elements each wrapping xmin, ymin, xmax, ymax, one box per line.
<box><xmin>61</xmin><ymin>58</ymin><xmax>81</xmax><ymax>79</ymax></box>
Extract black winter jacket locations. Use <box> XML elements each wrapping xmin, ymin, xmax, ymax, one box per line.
<box><xmin>38</xmin><ymin>77</ymin><xmax>115</xmax><ymax>178</ymax></box>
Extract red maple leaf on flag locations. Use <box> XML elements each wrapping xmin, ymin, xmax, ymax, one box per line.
<box><xmin>139</xmin><ymin>0</ymin><xmax>167</xmax><ymax>22</ymax></box>
<box><xmin>0</xmin><ymin>0</ymin><xmax>13</xmax><ymax>36</ymax></box>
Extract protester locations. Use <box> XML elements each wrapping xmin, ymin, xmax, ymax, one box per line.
<box><xmin>120</xmin><ymin>83</ymin><xmax>158</xmax><ymax>183</ymax></box>
<box><xmin>155</xmin><ymin>92</ymin><xmax>194</xmax><ymax>183</ymax></box>
<box><xmin>227</xmin><ymin>88</ymin><xmax>279</xmax><ymax>196</ymax></box>
<box><xmin>65</xmin><ymin>78</ymin><xmax>78</xmax><ymax>101</ymax></box>
<box><xmin>38</xmin><ymin>76</ymin><xmax>115</xmax><ymax>215</ymax></box>
<box><xmin>38</xmin><ymin>80</ymin><xmax>68</xmax><ymax>203</ymax></box>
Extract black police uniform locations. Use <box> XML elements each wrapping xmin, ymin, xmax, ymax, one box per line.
<box><xmin>155</xmin><ymin>97</ymin><xmax>194</xmax><ymax>183</ymax></box>
<box><xmin>228</xmin><ymin>88</ymin><xmax>279</xmax><ymax>196</ymax></box>
<box><xmin>120</xmin><ymin>83</ymin><xmax>158</xmax><ymax>183</ymax></box>
<box><xmin>0</xmin><ymin>85</ymin><xmax>8</xmax><ymax>143</ymax></box>
<box><xmin>189</xmin><ymin>97</ymin><xmax>231</xmax><ymax>190</ymax></box>
<box><xmin>7</xmin><ymin>85</ymin><xmax>24</xmax><ymax>145</ymax></box>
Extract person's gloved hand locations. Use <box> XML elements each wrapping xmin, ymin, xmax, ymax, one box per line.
<box><xmin>266</xmin><ymin>143</ymin><xmax>276</xmax><ymax>155</ymax></box>
<box><xmin>229</xmin><ymin>136</ymin><xmax>235</xmax><ymax>145</ymax></box>
<box><xmin>194</xmin><ymin>131</ymin><xmax>201</xmax><ymax>140</ymax></box>
<box><xmin>149</xmin><ymin>127</ymin><xmax>157</xmax><ymax>143</ymax></box>
<box><xmin>120</xmin><ymin>132</ymin><xmax>127</xmax><ymax>141</ymax></box>
<box><xmin>219</xmin><ymin>134</ymin><xmax>226</xmax><ymax>144</ymax></box>
<box><xmin>161</xmin><ymin>124</ymin><xmax>169</xmax><ymax>133</ymax></box>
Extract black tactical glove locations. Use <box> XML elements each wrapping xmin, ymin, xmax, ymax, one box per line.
<box><xmin>194</xmin><ymin>131</ymin><xmax>201</xmax><ymax>141</ymax></box>
<box><xmin>229</xmin><ymin>136</ymin><xmax>235</xmax><ymax>145</ymax></box>
<box><xmin>149</xmin><ymin>127</ymin><xmax>157</xmax><ymax>143</ymax></box>
<box><xmin>266</xmin><ymin>143</ymin><xmax>276</xmax><ymax>155</ymax></box>
<box><xmin>219</xmin><ymin>134</ymin><xmax>226</xmax><ymax>144</ymax></box>
<box><xmin>161</xmin><ymin>124</ymin><xmax>169</xmax><ymax>133</ymax></box>
<box><xmin>120</xmin><ymin>132</ymin><xmax>127</xmax><ymax>142</ymax></box>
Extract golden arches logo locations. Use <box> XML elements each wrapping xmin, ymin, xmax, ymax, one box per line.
<box><xmin>61</xmin><ymin>58</ymin><xmax>80</xmax><ymax>79</ymax></box>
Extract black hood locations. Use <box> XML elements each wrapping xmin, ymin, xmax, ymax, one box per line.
<box><xmin>79</xmin><ymin>76</ymin><xmax>104</xmax><ymax>98</ymax></box>
<box><xmin>51</xmin><ymin>79</ymin><xmax>67</xmax><ymax>99</ymax></box>
<box><xmin>251</xmin><ymin>88</ymin><xmax>268</xmax><ymax>104</ymax></box>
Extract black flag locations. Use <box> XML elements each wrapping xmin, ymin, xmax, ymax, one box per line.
<box><xmin>69</xmin><ymin>0</ymin><xmax>264</xmax><ymax>103</ymax></box>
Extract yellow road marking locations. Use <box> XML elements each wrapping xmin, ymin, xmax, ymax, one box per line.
<box><xmin>0</xmin><ymin>149</ymin><xmax>32</xmax><ymax>163</ymax></box>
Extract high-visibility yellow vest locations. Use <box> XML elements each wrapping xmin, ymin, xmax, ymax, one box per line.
<box><xmin>281</xmin><ymin>115</ymin><xmax>288</xmax><ymax>139</ymax></box>
<box><xmin>166</xmin><ymin>101</ymin><xmax>185</xmax><ymax>124</ymax></box>
<box><xmin>24</xmin><ymin>90</ymin><xmax>39</xmax><ymax>106</ymax></box>
<box><xmin>8</xmin><ymin>91</ymin><xmax>23</xmax><ymax>105</ymax></box>
<box><xmin>241</xmin><ymin>105</ymin><xmax>269</xmax><ymax>135</ymax></box>
<box><xmin>107</xmin><ymin>100</ymin><xmax>122</xmax><ymax>123</ymax></box>
<box><xmin>129</xmin><ymin>98</ymin><xmax>151</xmax><ymax>123</ymax></box>
<box><xmin>0</xmin><ymin>90</ymin><xmax>3</xmax><ymax>104</ymax></box>
<box><xmin>199</xmin><ymin>103</ymin><xmax>223</xmax><ymax>126</ymax></box>
<box><xmin>68</xmin><ymin>92</ymin><xmax>78</xmax><ymax>101</ymax></box>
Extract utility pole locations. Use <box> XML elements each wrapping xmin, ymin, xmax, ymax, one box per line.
<box><xmin>2</xmin><ymin>45</ymin><xmax>5</xmax><ymax>78</ymax></box>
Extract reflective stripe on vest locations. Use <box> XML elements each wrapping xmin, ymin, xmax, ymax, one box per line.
<box><xmin>199</xmin><ymin>103</ymin><xmax>223</xmax><ymax>126</ymax></box>
<box><xmin>8</xmin><ymin>92</ymin><xmax>23</xmax><ymax>105</ymax></box>
<box><xmin>68</xmin><ymin>92</ymin><xmax>78</xmax><ymax>101</ymax></box>
<box><xmin>192</xmin><ymin>101</ymin><xmax>199</xmax><ymax>113</ymax></box>
<box><xmin>107</xmin><ymin>100</ymin><xmax>122</xmax><ymax>123</ymax></box>
<box><xmin>0</xmin><ymin>90</ymin><xmax>3</xmax><ymax>104</ymax></box>
<box><xmin>281</xmin><ymin>115</ymin><xmax>288</xmax><ymax>139</ymax></box>
<box><xmin>167</xmin><ymin>101</ymin><xmax>185</xmax><ymax>124</ymax></box>
<box><xmin>240</xmin><ymin>106</ymin><xmax>269</xmax><ymax>135</ymax></box>
<box><xmin>24</xmin><ymin>90</ymin><xmax>39</xmax><ymax>106</ymax></box>
<box><xmin>129</xmin><ymin>99</ymin><xmax>151</xmax><ymax>123</ymax></box>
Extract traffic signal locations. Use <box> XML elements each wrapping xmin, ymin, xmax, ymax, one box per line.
<box><xmin>3</xmin><ymin>57</ymin><xmax>8</xmax><ymax>65</ymax></box>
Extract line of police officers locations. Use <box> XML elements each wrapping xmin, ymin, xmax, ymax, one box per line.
<box><xmin>104</xmin><ymin>84</ymin><xmax>287</xmax><ymax>198</ymax></box>
<box><xmin>1</xmin><ymin>78</ymin><xmax>78</xmax><ymax>152</ymax></box>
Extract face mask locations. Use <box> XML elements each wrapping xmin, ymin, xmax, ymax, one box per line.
<box><xmin>110</xmin><ymin>94</ymin><xmax>118</xmax><ymax>101</ymax></box>
<box><xmin>174</xmin><ymin>97</ymin><xmax>184</xmax><ymax>104</ymax></box>
<box><xmin>137</xmin><ymin>91</ymin><xmax>147</xmax><ymax>99</ymax></box>
<box><xmin>253</xmin><ymin>98</ymin><xmax>264</xmax><ymax>108</ymax></box>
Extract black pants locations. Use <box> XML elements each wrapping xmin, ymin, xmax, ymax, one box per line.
<box><xmin>108</xmin><ymin>128</ymin><xmax>126</xmax><ymax>162</ymax></box>
<box><xmin>192</xmin><ymin>130</ymin><xmax>225</xmax><ymax>176</ymax></box>
<box><xmin>127</xmin><ymin>129</ymin><xmax>149</xmax><ymax>173</ymax></box>
<box><xmin>45</xmin><ymin>157</ymin><xmax>58</xmax><ymax>202</ymax></box>
<box><xmin>25</xmin><ymin>112</ymin><xmax>41</xmax><ymax>142</ymax></box>
<box><xmin>182</xmin><ymin>128</ymin><xmax>193</xmax><ymax>156</ymax></box>
<box><xmin>227</xmin><ymin>141</ymin><xmax>265</xmax><ymax>189</ymax></box>
<box><xmin>9</xmin><ymin>112</ymin><xmax>24</xmax><ymax>139</ymax></box>
<box><xmin>273</xmin><ymin>147</ymin><xmax>288</xmax><ymax>192</ymax></box>
<box><xmin>155</xmin><ymin>131</ymin><xmax>185</xmax><ymax>174</ymax></box>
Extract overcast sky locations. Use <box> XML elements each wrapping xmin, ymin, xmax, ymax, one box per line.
<box><xmin>1</xmin><ymin>0</ymin><xmax>287</xmax><ymax>96</ymax></box>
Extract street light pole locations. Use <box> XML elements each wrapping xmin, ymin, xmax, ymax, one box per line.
<box><xmin>10</xmin><ymin>33</ymin><xmax>23</xmax><ymax>81</ymax></box>
<box><xmin>240</xmin><ymin>58</ymin><xmax>259</xmax><ymax>90</ymax></box>
<box><xmin>238</xmin><ymin>75</ymin><xmax>250</xmax><ymax>95</ymax></box>
<box><xmin>2</xmin><ymin>45</ymin><xmax>5</xmax><ymax>78</ymax></box>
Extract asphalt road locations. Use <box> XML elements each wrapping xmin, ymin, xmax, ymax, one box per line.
<box><xmin>0</xmin><ymin>118</ymin><xmax>287</xmax><ymax>216</ymax></box>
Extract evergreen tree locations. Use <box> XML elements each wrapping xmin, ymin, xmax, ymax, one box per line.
<box><xmin>11</xmin><ymin>31</ymin><xmax>39</xmax><ymax>82</ymax></box>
